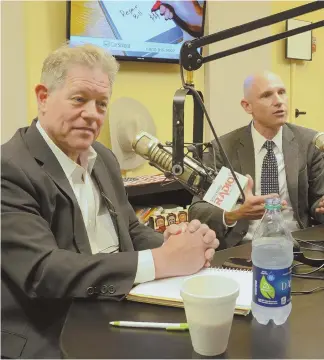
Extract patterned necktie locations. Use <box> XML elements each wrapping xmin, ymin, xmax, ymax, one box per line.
<box><xmin>261</xmin><ymin>140</ymin><xmax>279</xmax><ymax>195</ymax></box>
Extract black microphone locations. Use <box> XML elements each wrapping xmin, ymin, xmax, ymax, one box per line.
<box><xmin>132</xmin><ymin>132</ymin><xmax>217</xmax><ymax>198</ymax></box>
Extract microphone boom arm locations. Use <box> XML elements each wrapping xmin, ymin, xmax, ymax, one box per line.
<box><xmin>180</xmin><ymin>1</ymin><xmax>324</xmax><ymax>71</ymax></box>
<box><xmin>172</xmin><ymin>0</ymin><xmax>324</xmax><ymax>203</ymax></box>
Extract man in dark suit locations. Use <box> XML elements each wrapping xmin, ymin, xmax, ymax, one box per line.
<box><xmin>1</xmin><ymin>44</ymin><xmax>219</xmax><ymax>358</ymax></box>
<box><xmin>189</xmin><ymin>71</ymin><xmax>324</xmax><ymax>249</ymax></box>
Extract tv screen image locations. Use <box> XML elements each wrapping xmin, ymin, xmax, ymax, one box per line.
<box><xmin>68</xmin><ymin>0</ymin><xmax>206</xmax><ymax>63</ymax></box>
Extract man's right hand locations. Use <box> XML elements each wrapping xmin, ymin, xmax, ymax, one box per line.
<box><xmin>152</xmin><ymin>221</ymin><xmax>219</xmax><ymax>279</ymax></box>
<box><xmin>155</xmin><ymin>1</ymin><xmax>202</xmax><ymax>27</ymax></box>
<box><xmin>224</xmin><ymin>174</ymin><xmax>279</xmax><ymax>225</ymax></box>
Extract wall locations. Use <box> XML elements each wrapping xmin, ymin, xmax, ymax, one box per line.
<box><xmin>24</xmin><ymin>1</ymin><xmax>67</xmax><ymax>123</ymax></box>
<box><xmin>1</xmin><ymin>1</ymin><xmax>28</xmax><ymax>143</ymax></box>
<box><xmin>271</xmin><ymin>1</ymin><xmax>324</xmax><ymax>131</ymax></box>
<box><xmin>204</xmin><ymin>1</ymin><xmax>272</xmax><ymax>141</ymax></box>
<box><xmin>2</xmin><ymin>1</ymin><xmax>322</xmax><ymax>170</ymax></box>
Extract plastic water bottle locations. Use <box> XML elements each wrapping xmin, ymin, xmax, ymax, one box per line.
<box><xmin>251</xmin><ymin>197</ymin><xmax>294</xmax><ymax>325</ymax></box>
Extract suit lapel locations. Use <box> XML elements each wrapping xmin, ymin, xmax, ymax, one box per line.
<box><xmin>24</xmin><ymin>121</ymin><xmax>92</xmax><ymax>254</ymax></box>
<box><xmin>92</xmin><ymin>155</ymin><xmax>119</xmax><ymax>238</ymax></box>
<box><xmin>282</xmin><ymin>125</ymin><xmax>299</xmax><ymax>219</ymax></box>
<box><xmin>237</xmin><ymin>125</ymin><xmax>256</xmax><ymax>193</ymax></box>
<box><xmin>92</xmin><ymin>155</ymin><xmax>132</xmax><ymax>252</ymax></box>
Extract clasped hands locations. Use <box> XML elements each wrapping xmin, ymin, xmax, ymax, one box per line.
<box><xmin>315</xmin><ymin>195</ymin><xmax>324</xmax><ymax>214</ymax></box>
<box><xmin>152</xmin><ymin>219</ymin><xmax>219</xmax><ymax>279</ymax></box>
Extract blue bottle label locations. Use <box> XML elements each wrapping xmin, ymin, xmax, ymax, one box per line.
<box><xmin>253</xmin><ymin>265</ymin><xmax>291</xmax><ymax>307</ymax></box>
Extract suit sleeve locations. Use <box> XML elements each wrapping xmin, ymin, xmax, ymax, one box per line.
<box><xmin>188</xmin><ymin>142</ymin><xmax>229</xmax><ymax>248</ymax></box>
<box><xmin>102</xmin><ymin>147</ymin><xmax>164</xmax><ymax>251</ymax></box>
<box><xmin>128</xmin><ymin>204</ymin><xmax>164</xmax><ymax>250</ymax></box>
<box><xmin>308</xmin><ymin>147</ymin><xmax>324</xmax><ymax>223</ymax></box>
<box><xmin>188</xmin><ymin>141</ymin><xmax>250</xmax><ymax>249</ymax></box>
<box><xmin>1</xmin><ymin>157</ymin><xmax>145</xmax><ymax>300</ymax></box>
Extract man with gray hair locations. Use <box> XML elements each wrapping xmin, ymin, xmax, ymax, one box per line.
<box><xmin>1</xmin><ymin>43</ymin><xmax>219</xmax><ymax>358</ymax></box>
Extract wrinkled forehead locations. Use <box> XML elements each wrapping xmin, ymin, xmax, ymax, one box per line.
<box><xmin>64</xmin><ymin>65</ymin><xmax>111</xmax><ymax>93</ymax></box>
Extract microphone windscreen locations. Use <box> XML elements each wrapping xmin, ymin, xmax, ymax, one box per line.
<box><xmin>312</xmin><ymin>132</ymin><xmax>324</xmax><ymax>151</ymax></box>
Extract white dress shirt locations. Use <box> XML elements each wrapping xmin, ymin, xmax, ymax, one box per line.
<box><xmin>224</xmin><ymin>122</ymin><xmax>300</xmax><ymax>240</ymax></box>
<box><xmin>36</xmin><ymin>121</ymin><xmax>155</xmax><ymax>283</ymax></box>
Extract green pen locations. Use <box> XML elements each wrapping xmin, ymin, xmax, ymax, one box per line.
<box><xmin>109</xmin><ymin>321</ymin><xmax>189</xmax><ymax>331</ymax></box>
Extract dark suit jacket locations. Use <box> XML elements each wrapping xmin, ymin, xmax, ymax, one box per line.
<box><xmin>1</xmin><ymin>121</ymin><xmax>164</xmax><ymax>358</ymax></box>
<box><xmin>189</xmin><ymin>123</ymin><xmax>324</xmax><ymax>249</ymax></box>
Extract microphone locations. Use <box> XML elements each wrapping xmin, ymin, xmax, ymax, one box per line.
<box><xmin>132</xmin><ymin>132</ymin><xmax>217</xmax><ymax>198</ymax></box>
<box><xmin>312</xmin><ymin>132</ymin><xmax>324</xmax><ymax>151</ymax></box>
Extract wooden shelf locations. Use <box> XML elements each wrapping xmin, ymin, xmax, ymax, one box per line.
<box><xmin>124</xmin><ymin>177</ymin><xmax>193</xmax><ymax>208</ymax></box>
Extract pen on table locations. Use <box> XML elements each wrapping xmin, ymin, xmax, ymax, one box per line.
<box><xmin>109</xmin><ymin>321</ymin><xmax>188</xmax><ymax>331</ymax></box>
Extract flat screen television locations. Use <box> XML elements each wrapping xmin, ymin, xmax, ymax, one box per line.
<box><xmin>67</xmin><ymin>1</ymin><xmax>206</xmax><ymax>64</ymax></box>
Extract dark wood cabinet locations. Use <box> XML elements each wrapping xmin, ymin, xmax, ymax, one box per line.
<box><xmin>126</xmin><ymin>181</ymin><xmax>193</xmax><ymax>208</ymax></box>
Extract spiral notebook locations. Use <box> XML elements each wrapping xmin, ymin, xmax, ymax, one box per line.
<box><xmin>127</xmin><ymin>268</ymin><xmax>252</xmax><ymax>316</ymax></box>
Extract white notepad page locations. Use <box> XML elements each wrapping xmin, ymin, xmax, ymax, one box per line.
<box><xmin>129</xmin><ymin>268</ymin><xmax>252</xmax><ymax>309</ymax></box>
<box><xmin>101</xmin><ymin>1</ymin><xmax>177</xmax><ymax>41</ymax></box>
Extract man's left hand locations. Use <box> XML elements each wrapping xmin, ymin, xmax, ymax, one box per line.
<box><xmin>315</xmin><ymin>196</ymin><xmax>324</xmax><ymax>214</ymax></box>
<box><xmin>163</xmin><ymin>219</ymin><xmax>219</xmax><ymax>267</ymax></box>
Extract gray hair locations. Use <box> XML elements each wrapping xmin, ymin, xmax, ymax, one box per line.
<box><xmin>40</xmin><ymin>42</ymin><xmax>120</xmax><ymax>92</ymax></box>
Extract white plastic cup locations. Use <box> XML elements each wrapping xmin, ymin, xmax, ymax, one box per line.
<box><xmin>180</xmin><ymin>274</ymin><xmax>239</xmax><ymax>356</ymax></box>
